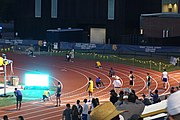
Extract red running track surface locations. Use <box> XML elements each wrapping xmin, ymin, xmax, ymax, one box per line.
<box><xmin>0</xmin><ymin>53</ymin><xmax>179</xmax><ymax>120</ymax></box>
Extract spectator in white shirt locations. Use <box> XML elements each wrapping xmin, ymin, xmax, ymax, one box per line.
<box><xmin>82</xmin><ymin>99</ymin><xmax>89</xmax><ymax>120</ymax></box>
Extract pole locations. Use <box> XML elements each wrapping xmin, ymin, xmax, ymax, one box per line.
<box><xmin>149</xmin><ymin>60</ymin><xmax>152</xmax><ymax>69</ymax></box>
<box><xmin>3</xmin><ymin>54</ymin><xmax>7</xmax><ymax>96</ymax></box>
<box><xmin>159</xmin><ymin>62</ymin><xmax>161</xmax><ymax>71</ymax></box>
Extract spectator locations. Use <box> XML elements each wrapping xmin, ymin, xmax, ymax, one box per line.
<box><xmin>150</xmin><ymin>89</ymin><xmax>161</xmax><ymax>104</ymax></box>
<box><xmin>142</xmin><ymin>94</ymin><xmax>152</xmax><ymax>106</ymax></box>
<box><xmin>131</xmin><ymin>89</ymin><xmax>138</xmax><ymax>100</ymax></box>
<box><xmin>82</xmin><ymin>99</ymin><xmax>89</xmax><ymax>120</ymax></box>
<box><xmin>14</xmin><ymin>88</ymin><xmax>22</xmax><ymax>110</ymax></box>
<box><xmin>115</xmin><ymin>93</ymin><xmax>145</xmax><ymax>120</ymax></box>
<box><xmin>90</xmin><ymin>101</ymin><xmax>125</xmax><ymax>120</ymax></box>
<box><xmin>114</xmin><ymin>91</ymin><xmax>124</xmax><ymax>106</ymax></box>
<box><xmin>72</xmin><ymin>105</ymin><xmax>79</xmax><ymax>120</ymax></box>
<box><xmin>76</xmin><ymin>100</ymin><xmax>83</xmax><ymax>120</ymax></box>
<box><xmin>167</xmin><ymin>91</ymin><xmax>180</xmax><ymax>120</ymax></box>
<box><xmin>170</xmin><ymin>87</ymin><xmax>176</xmax><ymax>94</ymax></box>
<box><xmin>109</xmin><ymin>67</ymin><xmax>115</xmax><ymax>77</ymax></box>
<box><xmin>18</xmin><ymin>116</ymin><xmax>24</xmax><ymax>120</ymax></box>
<box><xmin>90</xmin><ymin>98</ymin><xmax>99</xmax><ymax>112</ymax></box>
<box><xmin>3</xmin><ymin>115</ymin><xmax>8</xmax><ymax>120</ymax></box>
<box><xmin>62</xmin><ymin>103</ymin><xmax>72</xmax><ymax>120</ymax></box>
<box><xmin>109</xmin><ymin>89</ymin><xmax>118</xmax><ymax>104</ymax></box>
<box><xmin>176</xmin><ymin>86</ymin><xmax>179</xmax><ymax>91</ymax></box>
<box><xmin>114</xmin><ymin>91</ymin><xmax>124</xmax><ymax>119</ymax></box>
<box><xmin>95</xmin><ymin>98</ymin><xmax>100</xmax><ymax>106</ymax></box>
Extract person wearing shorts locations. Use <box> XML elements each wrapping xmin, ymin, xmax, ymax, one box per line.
<box><xmin>146</xmin><ymin>73</ymin><xmax>152</xmax><ymax>90</ymax></box>
<box><xmin>162</xmin><ymin>69</ymin><xmax>169</xmax><ymax>89</ymax></box>
<box><xmin>14</xmin><ymin>88</ymin><xmax>22</xmax><ymax>110</ymax></box>
<box><xmin>56</xmin><ymin>82</ymin><xmax>61</xmax><ymax>107</ymax></box>
<box><xmin>129</xmin><ymin>71</ymin><xmax>135</xmax><ymax>88</ymax></box>
<box><xmin>86</xmin><ymin>77</ymin><xmax>93</xmax><ymax>102</ymax></box>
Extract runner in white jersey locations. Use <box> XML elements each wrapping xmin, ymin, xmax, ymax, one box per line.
<box><xmin>162</xmin><ymin>69</ymin><xmax>169</xmax><ymax>89</ymax></box>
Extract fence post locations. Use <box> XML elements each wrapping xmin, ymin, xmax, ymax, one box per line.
<box><xmin>132</xmin><ymin>58</ymin><xmax>135</xmax><ymax>66</ymax></box>
<box><xmin>159</xmin><ymin>62</ymin><xmax>161</xmax><ymax>71</ymax></box>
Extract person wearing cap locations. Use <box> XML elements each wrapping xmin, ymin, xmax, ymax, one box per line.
<box><xmin>90</xmin><ymin>101</ymin><xmax>126</xmax><ymax>120</ymax></box>
<box><xmin>167</xmin><ymin>91</ymin><xmax>180</xmax><ymax>120</ymax></box>
<box><xmin>162</xmin><ymin>69</ymin><xmax>169</xmax><ymax>89</ymax></box>
<box><xmin>112</xmin><ymin>76</ymin><xmax>122</xmax><ymax>95</ymax></box>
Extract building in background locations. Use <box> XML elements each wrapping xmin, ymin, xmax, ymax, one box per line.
<box><xmin>8</xmin><ymin>0</ymin><xmax>161</xmax><ymax>44</ymax></box>
<box><xmin>140</xmin><ymin>0</ymin><xmax>180</xmax><ymax>46</ymax></box>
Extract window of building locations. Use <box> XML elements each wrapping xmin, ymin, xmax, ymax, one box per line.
<box><xmin>35</xmin><ymin>0</ymin><xmax>41</xmax><ymax>18</ymax></box>
<box><xmin>51</xmin><ymin>0</ymin><xmax>57</xmax><ymax>18</ymax></box>
<box><xmin>108</xmin><ymin>0</ymin><xmax>115</xmax><ymax>20</ymax></box>
<box><xmin>140</xmin><ymin>29</ymin><xmax>143</xmax><ymax>35</ymax></box>
<box><xmin>162</xmin><ymin>0</ymin><xmax>178</xmax><ymax>13</ymax></box>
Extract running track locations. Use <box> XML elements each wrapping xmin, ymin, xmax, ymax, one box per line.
<box><xmin>0</xmin><ymin>53</ymin><xmax>179</xmax><ymax>120</ymax></box>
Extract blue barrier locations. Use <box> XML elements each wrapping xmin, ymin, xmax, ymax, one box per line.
<box><xmin>0</xmin><ymin>40</ymin><xmax>179</xmax><ymax>53</ymax></box>
<box><xmin>0</xmin><ymin>39</ymin><xmax>39</xmax><ymax>46</ymax></box>
<box><xmin>59</xmin><ymin>42</ymin><xmax>180</xmax><ymax>53</ymax></box>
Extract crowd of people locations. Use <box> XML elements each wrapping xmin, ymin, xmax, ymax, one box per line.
<box><xmin>2</xmin><ymin>59</ymin><xmax>180</xmax><ymax>120</ymax></box>
<box><xmin>2</xmin><ymin>115</ymin><xmax>24</xmax><ymax>120</ymax></box>
<box><xmin>62</xmin><ymin>98</ymin><xmax>99</xmax><ymax>120</ymax></box>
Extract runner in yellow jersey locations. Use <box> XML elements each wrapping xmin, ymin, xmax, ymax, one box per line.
<box><xmin>86</xmin><ymin>77</ymin><xmax>94</xmax><ymax>102</ymax></box>
<box><xmin>95</xmin><ymin>61</ymin><xmax>102</xmax><ymax>68</ymax></box>
<box><xmin>42</xmin><ymin>89</ymin><xmax>50</xmax><ymax>102</ymax></box>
